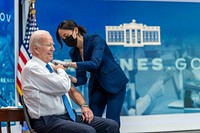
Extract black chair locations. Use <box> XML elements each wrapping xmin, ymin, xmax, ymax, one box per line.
<box><xmin>21</xmin><ymin>95</ymin><xmax>37</xmax><ymax>133</ymax></box>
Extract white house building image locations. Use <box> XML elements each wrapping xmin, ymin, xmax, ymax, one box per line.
<box><xmin>105</xmin><ymin>19</ymin><xmax>161</xmax><ymax>47</ymax></box>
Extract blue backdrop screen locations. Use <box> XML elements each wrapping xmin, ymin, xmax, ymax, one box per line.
<box><xmin>36</xmin><ymin>0</ymin><xmax>200</xmax><ymax>116</ymax></box>
<box><xmin>0</xmin><ymin>0</ymin><xmax>15</xmax><ymax>108</ymax></box>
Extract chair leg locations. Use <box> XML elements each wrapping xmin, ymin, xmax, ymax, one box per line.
<box><xmin>7</xmin><ymin>122</ymin><xmax>11</xmax><ymax>133</ymax></box>
<box><xmin>0</xmin><ymin>122</ymin><xmax>2</xmax><ymax>133</ymax></box>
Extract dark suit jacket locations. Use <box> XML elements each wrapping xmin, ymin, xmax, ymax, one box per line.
<box><xmin>70</xmin><ymin>34</ymin><xmax>129</xmax><ymax>95</ymax></box>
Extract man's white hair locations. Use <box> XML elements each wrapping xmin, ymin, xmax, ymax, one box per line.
<box><xmin>29</xmin><ymin>30</ymin><xmax>50</xmax><ymax>54</ymax></box>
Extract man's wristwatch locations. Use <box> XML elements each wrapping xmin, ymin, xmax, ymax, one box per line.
<box><xmin>80</xmin><ymin>103</ymin><xmax>89</xmax><ymax>108</ymax></box>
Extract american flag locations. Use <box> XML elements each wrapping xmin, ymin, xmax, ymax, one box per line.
<box><xmin>16</xmin><ymin>1</ymin><xmax>39</xmax><ymax>96</ymax></box>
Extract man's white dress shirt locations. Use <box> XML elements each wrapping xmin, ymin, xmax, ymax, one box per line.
<box><xmin>22</xmin><ymin>56</ymin><xmax>71</xmax><ymax>119</ymax></box>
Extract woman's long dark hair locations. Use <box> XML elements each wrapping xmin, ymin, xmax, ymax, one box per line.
<box><xmin>56</xmin><ymin>20</ymin><xmax>87</xmax><ymax>49</ymax></box>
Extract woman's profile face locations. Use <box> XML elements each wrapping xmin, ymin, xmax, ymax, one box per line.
<box><xmin>58</xmin><ymin>29</ymin><xmax>73</xmax><ymax>40</ymax></box>
<box><xmin>58</xmin><ymin>28</ymin><xmax>79</xmax><ymax>47</ymax></box>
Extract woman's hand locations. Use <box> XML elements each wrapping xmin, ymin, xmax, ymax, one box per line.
<box><xmin>69</xmin><ymin>75</ymin><xmax>77</xmax><ymax>83</ymax></box>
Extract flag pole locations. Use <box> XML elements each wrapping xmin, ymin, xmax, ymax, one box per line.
<box><xmin>31</xmin><ymin>0</ymin><xmax>36</xmax><ymax>16</ymax></box>
<box><xmin>17</xmin><ymin>0</ymin><xmax>38</xmax><ymax>96</ymax></box>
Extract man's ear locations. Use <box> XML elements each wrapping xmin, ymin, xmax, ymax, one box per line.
<box><xmin>34</xmin><ymin>46</ymin><xmax>40</xmax><ymax>54</ymax></box>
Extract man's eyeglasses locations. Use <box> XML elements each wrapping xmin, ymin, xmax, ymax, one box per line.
<box><xmin>43</xmin><ymin>43</ymin><xmax>55</xmax><ymax>47</ymax></box>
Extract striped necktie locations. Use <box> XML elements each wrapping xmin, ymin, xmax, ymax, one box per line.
<box><xmin>46</xmin><ymin>64</ymin><xmax>76</xmax><ymax>122</ymax></box>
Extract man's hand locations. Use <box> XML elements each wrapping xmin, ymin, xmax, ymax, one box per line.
<box><xmin>51</xmin><ymin>64</ymin><xmax>65</xmax><ymax>72</ymax></box>
<box><xmin>81</xmin><ymin>106</ymin><xmax>94</xmax><ymax>123</ymax></box>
